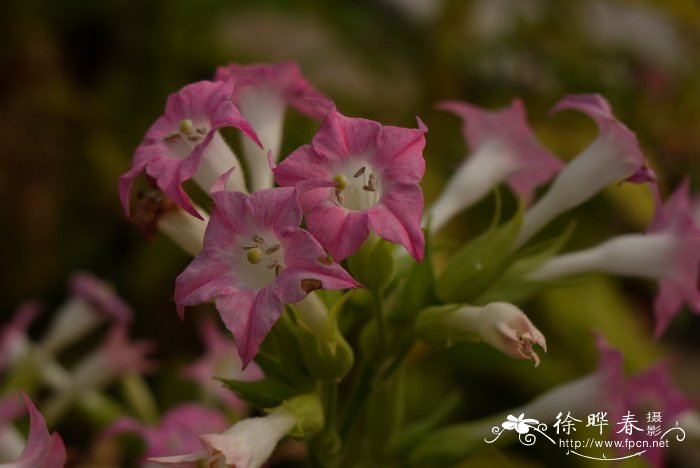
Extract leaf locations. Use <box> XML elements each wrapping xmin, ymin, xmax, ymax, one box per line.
<box><xmin>477</xmin><ymin>221</ymin><xmax>575</xmax><ymax>304</ymax></box>
<box><xmin>436</xmin><ymin>205</ymin><xmax>523</xmax><ymax>303</ymax></box>
<box><xmin>218</xmin><ymin>377</ymin><xmax>299</xmax><ymax>409</ymax></box>
<box><xmin>390</xmin><ymin>229</ymin><xmax>437</xmax><ymax>324</ymax></box>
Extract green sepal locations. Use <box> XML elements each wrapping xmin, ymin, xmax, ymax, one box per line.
<box><xmin>279</xmin><ymin>394</ymin><xmax>324</xmax><ymax>438</ymax></box>
<box><xmin>477</xmin><ymin>221</ymin><xmax>575</xmax><ymax>304</ymax></box>
<box><xmin>415</xmin><ymin>304</ymin><xmax>474</xmax><ymax>346</ymax></box>
<box><xmin>348</xmin><ymin>234</ymin><xmax>394</xmax><ymax>290</ymax></box>
<box><xmin>256</xmin><ymin>310</ymin><xmax>310</xmax><ymax>387</ymax></box>
<box><xmin>219</xmin><ymin>376</ymin><xmax>300</xmax><ymax>409</ymax></box>
<box><xmin>388</xmin><ymin>390</ymin><xmax>462</xmax><ymax>457</ymax></box>
<box><xmin>407</xmin><ymin>422</ymin><xmax>485</xmax><ymax>466</ymax></box>
<box><xmin>292</xmin><ymin>291</ymin><xmax>356</xmax><ymax>381</ymax></box>
<box><xmin>436</xmin><ymin>204</ymin><xmax>523</xmax><ymax>303</ymax></box>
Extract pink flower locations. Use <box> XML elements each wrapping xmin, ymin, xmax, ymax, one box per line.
<box><xmin>103</xmin><ymin>404</ymin><xmax>228</xmax><ymax>462</ymax></box>
<box><xmin>273</xmin><ymin>108</ymin><xmax>427</xmax><ymax>261</ymax></box>
<box><xmin>625</xmin><ymin>364</ymin><xmax>694</xmax><ymax>468</ymax></box>
<box><xmin>150</xmin><ymin>408</ymin><xmax>297</xmax><ymax>468</ymax></box>
<box><xmin>182</xmin><ymin>318</ymin><xmax>263</xmax><ymax>411</ymax></box>
<box><xmin>515</xmin><ymin>94</ymin><xmax>656</xmax><ymax>248</ymax></box>
<box><xmin>41</xmin><ymin>273</ymin><xmax>133</xmax><ymax>355</ymax></box>
<box><xmin>530</xmin><ymin>180</ymin><xmax>700</xmax><ymax>337</ymax></box>
<box><xmin>430</xmin><ymin>100</ymin><xmax>562</xmax><ymax>232</ymax></box>
<box><xmin>0</xmin><ymin>302</ymin><xmax>40</xmax><ymax>372</ymax></box>
<box><xmin>119</xmin><ymin>80</ymin><xmax>261</xmax><ymax>219</ymax></box>
<box><xmin>4</xmin><ymin>394</ymin><xmax>66</xmax><ymax>468</ymax></box>
<box><xmin>215</xmin><ymin>61</ymin><xmax>332</xmax><ymax>191</ymax></box>
<box><xmin>175</xmin><ymin>183</ymin><xmax>359</xmax><ymax>367</ymax></box>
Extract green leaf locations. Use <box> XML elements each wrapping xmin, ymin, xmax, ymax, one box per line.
<box><xmin>219</xmin><ymin>377</ymin><xmax>299</xmax><ymax>409</ymax></box>
<box><xmin>477</xmin><ymin>221</ymin><xmax>575</xmax><ymax>304</ymax></box>
<box><xmin>257</xmin><ymin>310</ymin><xmax>311</xmax><ymax>387</ymax></box>
<box><xmin>436</xmin><ymin>205</ymin><xmax>523</xmax><ymax>303</ymax></box>
<box><xmin>348</xmin><ymin>234</ymin><xmax>395</xmax><ymax>290</ymax></box>
<box><xmin>390</xmin><ymin>229</ymin><xmax>437</xmax><ymax>324</ymax></box>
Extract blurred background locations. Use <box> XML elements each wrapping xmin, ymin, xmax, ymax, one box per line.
<box><xmin>1</xmin><ymin>0</ymin><xmax>699</xmax><ymax>466</ymax></box>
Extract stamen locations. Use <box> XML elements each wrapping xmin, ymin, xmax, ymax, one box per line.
<box><xmin>353</xmin><ymin>167</ymin><xmax>366</xmax><ymax>178</ymax></box>
<box><xmin>186</xmin><ymin>134</ymin><xmax>201</xmax><ymax>142</ymax></box>
<box><xmin>179</xmin><ymin>119</ymin><xmax>195</xmax><ymax>134</ymax></box>
<box><xmin>266</xmin><ymin>260</ymin><xmax>279</xmax><ymax>270</ymax></box>
<box><xmin>265</xmin><ymin>245</ymin><xmax>281</xmax><ymax>255</ymax></box>
<box><xmin>196</xmin><ymin>127</ymin><xmax>207</xmax><ymax>135</ymax></box>
<box><xmin>242</xmin><ymin>244</ymin><xmax>257</xmax><ymax>250</ymax></box>
<box><xmin>246</xmin><ymin>247</ymin><xmax>263</xmax><ymax>264</ymax></box>
<box><xmin>275</xmin><ymin>264</ymin><xmax>281</xmax><ymax>277</ymax></box>
<box><xmin>252</xmin><ymin>235</ymin><xmax>265</xmax><ymax>244</ymax></box>
<box><xmin>363</xmin><ymin>173</ymin><xmax>377</xmax><ymax>192</ymax></box>
<box><xmin>335</xmin><ymin>189</ymin><xmax>345</xmax><ymax>205</ymax></box>
<box><xmin>164</xmin><ymin>131</ymin><xmax>180</xmax><ymax>141</ymax></box>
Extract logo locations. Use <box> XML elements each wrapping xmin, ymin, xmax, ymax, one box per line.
<box><xmin>485</xmin><ymin>411</ymin><xmax>686</xmax><ymax>461</ymax></box>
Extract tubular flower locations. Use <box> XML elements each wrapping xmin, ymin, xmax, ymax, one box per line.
<box><xmin>417</xmin><ymin>302</ymin><xmax>547</xmax><ymax>366</ymax></box>
<box><xmin>513</xmin><ymin>334</ymin><xmax>624</xmax><ymax>421</ymax></box>
<box><xmin>103</xmin><ymin>404</ymin><xmax>228</xmax><ymax>463</ymax></box>
<box><xmin>119</xmin><ymin>80</ymin><xmax>261</xmax><ymax>219</ymax></box>
<box><xmin>41</xmin><ymin>272</ymin><xmax>133</xmax><ymax>355</ymax></box>
<box><xmin>0</xmin><ymin>302</ymin><xmax>41</xmax><ymax>372</ymax></box>
<box><xmin>215</xmin><ymin>61</ymin><xmax>332</xmax><ymax>191</ymax></box>
<box><xmin>429</xmin><ymin>100</ymin><xmax>562</xmax><ymax>232</ymax></box>
<box><xmin>621</xmin><ymin>365</ymin><xmax>694</xmax><ymax>468</ymax></box>
<box><xmin>273</xmin><ymin>108</ymin><xmax>427</xmax><ymax>261</ymax></box>
<box><xmin>529</xmin><ymin>180</ymin><xmax>700</xmax><ymax>337</ymax></box>
<box><xmin>150</xmin><ymin>395</ymin><xmax>323</xmax><ymax>468</ymax></box>
<box><xmin>2</xmin><ymin>394</ymin><xmax>66</xmax><ymax>468</ymax></box>
<box><xmin>515</xmin><ymin>94</ymin><xmax>655</xmax><ymax>249</ymax></box>
<box><xmin>182</xmin><ymin>318</ymin><xmax>263</xmax><ymax>412</ymax></box>
<box><xmin>174</xmin><ymin>182</ymin><xmax>359</xmax><ymax>367</ymax></box>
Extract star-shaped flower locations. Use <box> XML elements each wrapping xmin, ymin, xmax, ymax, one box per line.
<box><xmin>273</xmin><ymin>108</ymin><xmax>427</xmax><ymax>261</ymax></box>
<box><xmin>215</xmin><ymin>61</ymin><xmax>332</xmax><ymax>191</ymax></box>
<box><xmin>119</xmin><ymin>80</ymin><xmax>261</xmax><ymax>219</ymax></box>
<box><xmin>175</xmin><ymin>182</ymin><xmax>359</xmax><ymax>367</ymax></box>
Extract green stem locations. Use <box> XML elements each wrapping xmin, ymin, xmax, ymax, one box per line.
<box><xmin>372</xmin><ymin>289</ymin><xmax>387</xmax><ymax>352</ymax></box>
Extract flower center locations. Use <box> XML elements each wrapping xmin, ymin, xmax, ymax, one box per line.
<box><xmin>235</xmin><ymin>233</ymin><xmax>285</xmax><ymax>290</ymax></box>
<box><xmin>331</xmin><ymin>163</ymin><xmax>382</xmax><ymax>211</ymax></box>
<box><xmin>162</xmin><ymin>119</ymin><xmax>210</xmax><ymax>157</ymax></box>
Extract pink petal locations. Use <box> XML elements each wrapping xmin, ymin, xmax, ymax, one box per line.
<box><xmin>0</xmin><ymin>393</ymin><xmax>25</xmax><ymax>425</ymax></box>
<box><xmin>551</xmin><ymin>94</ymin><xmax>654</xmax><ymax>184</ymax></box>
<box><xmin>69</xmin><ymin>272</ymin><xmax>133</xmax><ymax>323</ymax></box>
<box><xmin>367</xmin><ymin>186</ymin><xmax>425</xmax><ymax>261</ymax></box>
<box><xmin>272</xmin><ymin>145</ymin><xmax>335</xmax><ymax>187</ymax></box>
<box><xmin>120</xmin><ymin>80</ymin><xmax>260</xmax><ymax>219</ymax></box>
<box><xmin>302</xmin><ymin>193</ymin><xmax>372</xmax><ymax>262</ymax></box>
<box><xmin>103</xmin><ymin>324</ymin><xmax>157</xmax><ymax>375</ymax></box>
<box><xmin>244</xmin><ymin>187</ymin><xmax>301</xmax><ymax>231</ymax></box>
<box><xmin>13</xmin><ymin>394</ymin><xmax>66</xmax><ymax>468</ymax></box>
<box><xmin>215</xmin><ymin>288</ymin><xmax>282</xmax><ymax>368</ymax></box>
<box><xmin>311</xmin><ymin>109</ymin><xmax>382</xmax><ymax>163</ymax></box>
<box><xmin>438</xmin><ymin>99</ymin><xmax>562</xmax><ymax>204</ymax></box>
<box><xmin>372</xmin><ymin>117</ymin><xmax>428</xmax><ymax>183</ymax></box>
<box><xmin>215</xmin><ymin>61</ymin><xmax>333</xmax><ymax>119</ymax></box>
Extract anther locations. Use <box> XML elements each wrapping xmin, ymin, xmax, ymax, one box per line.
<box><xmin>334</xmin><ymin>189</ymin><xmax>345</xmax><ymax>205</ymax></box>
<box><xmin>265</xmin><ymin>245</ymin><xmax>281</xmax><ymax>255</ymax></box>
<box><xmin>353</xmin><ymin>167</ymin><xmax>366</xmax><ymax>178</ymax></box>
<box><xmin>196</xmin><ymin>127</ymin><xmax>207</xmax><ymax>135</ymax></box>
<box><xmin>252</xmin><ymin>235</ymin><xmax>265</xmax><ymax>244</ymax></box>
<box><xmin>164</xmin><ymin>131</ymin><xmax>180</xmax><ymax>141</ymax></box>
<box><xmin>266</xmin><ymin>260</ymin><xmax>279</xmax><ymax>270</ymax></box>
<box><xmin>363</xmin><ymin>173</ymin><xmax>377</xmax><ymax>192</ymax></box>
